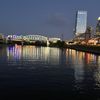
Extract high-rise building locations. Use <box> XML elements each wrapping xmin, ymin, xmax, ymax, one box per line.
<box><xmin>75</xmin><ymin>11</ymin><xmax>87</xmax><ymax>36</ymax></box>
<box><xmin>96</xmin><ymin>17</ymin><xmax>100</xmax><ymax>37</ymax></box>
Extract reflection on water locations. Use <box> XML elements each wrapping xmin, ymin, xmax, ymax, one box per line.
<box><xmin>66</xmin><ymin>49</ymin><xmax>84</xmax><ymax>83</ymax></box>
<box><xmin>0</xmin><ymin>45</ymin><xmax>100</xmax><ymax>98</ymax></box>
<box><xmin>6</xmin><ymin>45</ymin><xmax>100</xmax><ymax>86</ymax></box>
<box><xmin>66</xmin><ymin>49</ymin><xmax>100</xmax><ymax>92</ymax></box>
<box><xmin>7</xmin><ymin>45</ymin><xmax>61</xmax><ymax>65</ymax></box>
<box><xmin>66</xmin><ymin>49</ymin><xmax>100</xmax><ymax>65</ymax></box>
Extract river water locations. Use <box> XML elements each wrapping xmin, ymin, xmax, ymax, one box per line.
<box><xmin>0</xmin><ymin>45</ymin><xmax>100</xmax><ymax>99</ymax></box>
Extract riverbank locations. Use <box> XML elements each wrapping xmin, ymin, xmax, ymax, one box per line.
<box><xmin>66</xmin><ymin>44</ymin><xmax>100</xmax><ymax>54</ymax></box>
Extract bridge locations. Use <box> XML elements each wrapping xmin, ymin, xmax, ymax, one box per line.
<box><xmin>3</xmin><ymin>34</ymin><xmax>61</xmax><ymax>46</ymax></box>
<box><xmin>7</xmin><ymin>34</ymin><xmax>48</xmax><ymax>42</ymax></box>
<box><xmin>6</xmin><ymin>34</ymin><xmax>48</xmax><ymax>46</ymax></box>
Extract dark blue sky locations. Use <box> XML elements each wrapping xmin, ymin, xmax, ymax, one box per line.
<box><xmin>0</xmin><ymin>0</ymin><xmax>100</xmax><ymax>39</ymax></box>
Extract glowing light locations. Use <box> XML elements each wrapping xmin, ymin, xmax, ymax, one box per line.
<box><xmin>98</xmin><ymin>17</ymin><xmax>100</xmax><ymax>21</ymax></box>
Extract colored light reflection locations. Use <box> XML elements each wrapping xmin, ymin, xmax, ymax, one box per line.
<box><xmin>66</xmin><ymin>49</ymin><xmax>100</xmax><ymax>65</ymax></box>
<box><xmin>7</xmin><ymin>45</ymin><xmax>61</xmax><ymax>65</ymax></box>
<box><xmin>7</xmin><ymin>45</ymin><xmax>22</xmax><ymax>60</ymax></box>
<box><xmin>66</xmin><ymin>49</ymin><xmax>100</xmax><ymax>84</ymax></box>
<box><xmin>66</xmin><ymin>49</ymin><xmax>84</xmax><ymax>82</ymax></box>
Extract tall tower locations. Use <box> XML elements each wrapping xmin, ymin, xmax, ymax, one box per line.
<box><xmin>96</xmin><ymin>17</ymin><xmax>100</xmax><ymax>37</ymax></box>
<box><xmin>75</xmin><ymin>11</ymin><xmax>87</xmax><ymax>37</ymax></box>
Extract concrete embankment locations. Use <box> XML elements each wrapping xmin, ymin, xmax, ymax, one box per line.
<box><xmin>66</xmin><ymin>44</ymin><xmax>100</xmax><ymax>54</ymax></box>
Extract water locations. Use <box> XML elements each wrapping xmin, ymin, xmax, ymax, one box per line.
<box><xmin>0</xmin><ymin>45</ymin><xmax>100</xmax><ymax>99</ymax></box>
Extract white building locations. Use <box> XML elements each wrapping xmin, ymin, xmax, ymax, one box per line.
<box><xmin>49</xmin><ymin>38</ymin><xmax>61</xmax><ymax>43</ymax></box>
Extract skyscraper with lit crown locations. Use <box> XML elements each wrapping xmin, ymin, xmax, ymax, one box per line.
<box><xmin>75</xmin><ymin>11</ymin><xmax>87</xmax><ymax>36</ymax></box>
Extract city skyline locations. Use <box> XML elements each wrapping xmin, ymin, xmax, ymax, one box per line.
<box><xmin>0</xmin><ymin>0</ymin><xmax>100</xmax><ymax>39</ymax></box>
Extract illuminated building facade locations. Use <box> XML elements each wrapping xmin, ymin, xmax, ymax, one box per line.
<box><xmin>96</xmin><ymin>17</ymin><xmax>100</xmax><ymax>37</ymax></box>
<box><xmin>75</xmin><ymin>11</ymin><xmax>87</xmax><ymax>36</ymax></box>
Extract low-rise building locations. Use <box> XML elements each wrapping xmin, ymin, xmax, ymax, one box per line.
<box><xmin>49</xmin><ymin>38</ymin><xmax>61</xmax><ymax>43</ymax></box>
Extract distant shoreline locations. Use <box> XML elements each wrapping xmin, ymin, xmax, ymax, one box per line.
<box><xmin>0</xmin><ymin>42</ymin><xmax>100</xmax><ymax>55</ymax></box>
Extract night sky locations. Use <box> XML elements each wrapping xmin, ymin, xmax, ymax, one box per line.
<box><xmin>0</xmin><ymin>0</ymin><xmax>100</xmax><ymax>39</ymax></box>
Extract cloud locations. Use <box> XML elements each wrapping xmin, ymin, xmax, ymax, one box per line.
<box><xmin>46</xmin><ymin>13</ymin><xmax>67</xmax><ymax>27</ymax></box>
